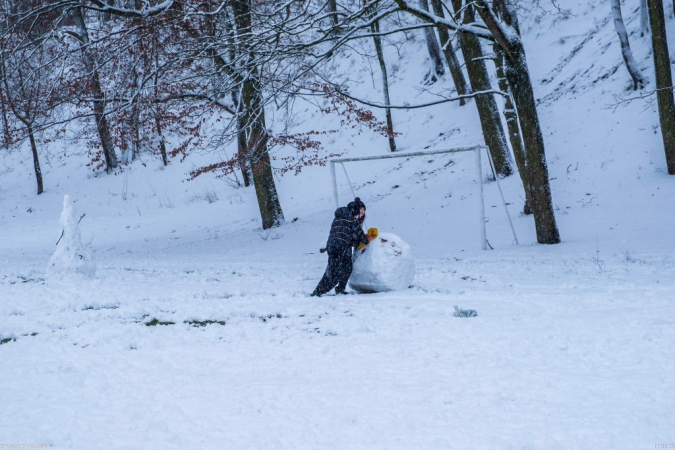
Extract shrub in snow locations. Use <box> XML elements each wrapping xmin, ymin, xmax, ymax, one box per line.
<box><xmin>349</xmin><ymin>232</ymin><xmax>415</xmax><ymax>293</ymax></box>
<box><xmin>47</xmin><ymin>195</ymin><xmax>96</xmax><ymax>278</ymax></box>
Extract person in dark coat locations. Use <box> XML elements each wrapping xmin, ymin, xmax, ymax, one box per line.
<box><xmin>311</xmin><ymin>197</ymin><xmax>373</xmax><ymax>297</ymax></box>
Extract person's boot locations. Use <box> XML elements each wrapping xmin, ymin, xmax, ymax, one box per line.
<box><xmin>310</xmin><ymin>290</ymin><xmax>321</xmax><ymax>297</ymax></box>
<box><xmin>334</xmin><ymin>288</ymin><xmax>348</xmax><ymax>295</ymax></box>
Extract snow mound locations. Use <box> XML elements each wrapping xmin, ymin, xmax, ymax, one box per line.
<box><xmin>349</xmin><ymin>232</ymin><xmax>415</xmax><ymax>293</ymax></box>
<box><xmin>47</xmin><ymin>195</ymin><xmax>96</xmax><ymax>278</ymax></box>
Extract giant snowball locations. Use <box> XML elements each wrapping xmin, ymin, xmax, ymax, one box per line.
<box><xmin>349</xmin><ymin>232</ymin><xmax>415</xmax><ymax>293</ymax></box>
<box><xmin>47</xmin><ymin>195</ymin><xmax>96</xmax><ymax>278</ymax></box>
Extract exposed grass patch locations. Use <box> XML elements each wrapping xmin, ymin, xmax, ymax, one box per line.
<box><xmin>0</xmin><ymin>332</ymin><xmax>36</xmax><ymax>345</ymax></box>
<box><xmin>82</xmin><ymin>304</ymin><xmax>119</xmax><ymax>311</ymax></box>
<box><xmin>145</xmin><ymin>318</ymin><xmax>175</xmax><ymax>326</ymax></box>
<box><xmin>184</xmin><ymin>319</ymin><xmax>226</xmax><ymax>327</ymax></box>
<box><xmin>7</xmin><ymin>276</ymin><xmax>45</xmax><ymax>285</ymax></box>
<box><xmin>259</xmin><ymin>313</ymin><xmax>284</xmax><ymax>323</ymax></box>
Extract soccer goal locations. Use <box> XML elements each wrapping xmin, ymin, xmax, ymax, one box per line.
<box><xmin>329</xmin><ymin>145</ymin><xmax>518</xmax><ymax>250</ymax></box>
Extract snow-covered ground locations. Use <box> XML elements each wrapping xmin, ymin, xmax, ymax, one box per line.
<box><xmin>2</xmin><ymin>0</ymin><xmax>675</xmax><ymax>448</ymax></box>
<box><xmin>3</xmin><ymin>244</ymin><xmax>675</xmax><ymax>449</ymax></box>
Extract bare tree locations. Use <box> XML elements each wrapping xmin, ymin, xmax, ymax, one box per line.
<box><xmin>394</xmin><ymin>0</ymin><xmax>560</xmax><ymax>243</ymax></box>
<box><xmin>149</xmin><ymin>41</ymin><xmax>169</xmax><ymax>167</ymax></box>
<box><xmin>419</xmin><ymin>0</ymin><xmax>445</xmax><ymax>85</ymax></box>
<box><xmin>368</xmin><ymin>0</ymin><xmax>396</xmax><ymax>152</ymax></box>
<box><xmin>232</xmin><ymin>88</ymin><xmax>252</xmax><ymax>186</ymax></box>
<box><xmin>429</xmin><ymin>0</ymin><xmax>468</xmax><ymax>105</ymax></box>
<box><xmin>494</xmin><ymin>42</ymin><xmax>531</xmax><ymax>214</ymax></box>
<box><xmin>219</xmin><ymin>5</ymin><xmax>252</xmax><ymax>185</ymax></box>
<box><xmin>0</xmin><ymin>78</ymin><xmax>10</xmax><ymax>149</ymax></box>
<box><xmin>647</xmin><ymin>0</ymin><xmax>675</xmax><ymax>174</ymax></box>
<box><xmin>611</xmin><ymin>0</ymin><xmax>645</xmax><ymax>90</ymax></box>
<box><xmin>491</xmin><ymin>1</ymin><xmax>528</xmax><ymax>213</ymax></box>
<box><xmin>0</xmin><ymin>0</ymin><xmax>69</xmax><ymax>194</ymax></box>
<box><xmin>69</xmin><ymin>2</ymin><xmax>117</xmax><ymax>172</ymax></box>
<box><xmin>640</xmin><ymin>0</ymin><xmax>650</xmax><ymax>36</ymax></box>
<box><xmin>327</xmin><ymin>0</ymin><xmax>339</xmax><ymax>28</ymax></box>
<box><xmin>449</xmin><ymin>0</ymin><xmax>512</xmax><ymax>177</ymax></box>
<box><xmin>487</xmin><ymin>0</ymin><xmax>558</xmax><ymax>242</ymax></box>
<box><xmin>78</xmin><ymin>0</ymin><xmax>282</xmax><ymax>226</ymax></box>
<box><xmin>0</xmin><ymin>45</ymin><xmax>51</xmax><ymax>194</ymax></box>
<box><xmin>231</xmin><ymin>0</ymin><xmax>285</xmax><ymax>228</ymax></box>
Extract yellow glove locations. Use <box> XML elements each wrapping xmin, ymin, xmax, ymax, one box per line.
<box><xmin>357</xmin><ymin>228</ymin><xmax>378</xmax><ymax>250</ymax></box>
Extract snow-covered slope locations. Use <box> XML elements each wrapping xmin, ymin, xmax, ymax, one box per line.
<box><xmin>1</xmin><ymin>1</ymin><xmax>674</xmax><ymax>448</ymax></box>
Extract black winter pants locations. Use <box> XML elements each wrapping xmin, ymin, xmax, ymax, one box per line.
<box><xmin>314</xmin><ymin>245</ymin><xmax>353</xmax><ymax>295</ymax></box>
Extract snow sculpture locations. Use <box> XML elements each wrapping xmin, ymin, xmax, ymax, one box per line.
<box><xmin>349</xmin><ymin>232</ymin><xmax>415</xmax><ymax>293</ymax></box>
<box><xmin>47</xmin><ymin>195</ymin><xmax>96</xmax><ymax>278</ymax></box>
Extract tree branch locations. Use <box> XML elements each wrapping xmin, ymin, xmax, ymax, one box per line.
<box><xmin>322</xmin><ymin>87</ymin><xmax>508</xmax><ymax>110</ymax></box>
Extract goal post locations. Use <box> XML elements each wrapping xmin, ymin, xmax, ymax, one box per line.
<box><xmin>329</xmin><ymin>146</ymin><xmax>489</xmax><ymax>250</ymax></box>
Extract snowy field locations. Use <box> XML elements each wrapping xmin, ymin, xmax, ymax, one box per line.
<box><xmin>2</xmin><ymin>237</ymin><xmax>675</xmax><ymax>449</ymax></box>
<box><xmin>3</xmin><ymin>0</ymin><xmax>675</xmax><ymax>448</ymax></box>
<box><xmin>4</xmin><ymin>214</ymin><xmax>675</xmax><ymax>450</ymax></box>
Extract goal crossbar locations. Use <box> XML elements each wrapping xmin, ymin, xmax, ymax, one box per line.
<box><xmin>329</xmin><ymin>146</ymin><xmax>488</xmax><ymax>250</ymax></box>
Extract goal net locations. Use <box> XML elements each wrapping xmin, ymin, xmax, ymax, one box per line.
<box><xmin>329</xmin><ymin>146</ymin><xmax>517</xmax><ymax>250</ymax></box>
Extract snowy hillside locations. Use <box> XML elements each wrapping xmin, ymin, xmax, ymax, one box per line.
<box><xmin>1</xmin><ymin>0</ymin><xmax>675</xmax><ymax>449</ymax></box>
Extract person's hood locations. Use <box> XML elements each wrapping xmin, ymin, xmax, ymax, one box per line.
<box><xmin>334</xmin><ymin>206</ymin><xmax>353</xmax><ymax>219</ymax></box>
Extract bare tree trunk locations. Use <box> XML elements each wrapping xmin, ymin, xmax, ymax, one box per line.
<box><xmin>150</xmin><ymin>52</ymin><xmax>168</xmax><ymax>166</ymax></box>
<box><xmin>180</xmin><ymin>1</ymin><xmax>254</xmax><ymax>187</ymax></box>
<box><xmin>429</xmin><ymin>0</ymin><xmax>468</xmax><ymax>105</ymax></box>
<box><xmin>27</xmin><ymin>124</ymin><xmax>43</xmax><ymax>195</ymax></box>
<box><xmin>0</xmin><ymin>59</ymin><xmax>45</xmax><ymax>195</ymax></box>
<box><xmin>326</xmin><ymin>0</ymin><xmax>339</xmax><ymax>27</ymax></box>
<box><xmin>492</xmin><ymin>1</ymin><xmax>530</xmax><ymax>213</ymax></box>
<box><xmin>648</xmin><ymin>0</ymin><xmax>675</xmax><ymax>174</ymax></box>
<box><xmin>0</xmin><ymin>54</ymin><xmax>10</xmax><ymax>148</ymax></box>
<box><xmin>233</xmin><ymin>89</ymin><xmax>252</xmax><ymax>186</ymax></box>
<box><xmin>505</xmin><ymin>55</ymin><xmax>558</xmax><ymax>242</ymax></box>
<box><xmin>611</xmin><ymin>0</ymin><xmax>646</xmax><ymax>90</ymax></box>
<box><xmin>5</xmin><ymin>104</ymin><xmax>44</xmax><ymax>196</ymax></box>
<box><xmin>154</xmin><ymin>113</ymin><xmax>168</xmax><ymax>166</ymax></box>
<box><xmin>451</xmin><ymin>0</ymin><xmax>513</xmax><ymax>177</ymax></box>
<box><xmin>216</xmin><ymin>6</ymin><xmax>251</xmax><ymax>186</ymax></box>
<box><xmin>233</xmin><ymin>0</ymin><xmax>284</xmax><ymax>228</ymax></box>
<box><xmin>124</xmin><ymin>74</ymin><xmax>140</xmax><ymax>163</ymax></box>
<box><xmin>242</xmin><ymin>75</ymin><xmax>285</xmax><ymax>229</ymax></box>
<box><xmin>72</xmin><ymin>2</ymin><xmax>117</xmax><ymax>173</ymax></box>
<box><xmin>153</xmin><ymin>101</ymin><xmax>168</xmax><ymax>166</ymax></box>
<box><xmin>419</xmin><ymin>0</ymin><xmax>445</xmax><ymax>84</ymax></box>
<box><xmin>0</xmin><ymin>88</ymin><xmax>10</xmax><ymax>149</ymax></box>
<box><xmin>126</xmin><ymin>2</ymin><xmax>144</xmax><ymax>164</ymax></box>
<box><xmin>238</xmin><ymin>118</ymin><xmax>252</xmax><ymax>185</ymax></box>
<box><xmin>370</xmin><ymin>11</ymin><xmax>396</xmax><ymax>152</ymax></box>
<box><xmin>477</xmin><ymin>0</ymin><xmax>559</xmax><ymax>243</ymax></box>
<box><xmin>494</xmin><ymin>44</ymin><xmax>532</xmax><ymax>214</ymax></box>
<box><xmin>641</xmin><ymin>0</ymin><xmax>650</xmax><ymax>36</ymax></box>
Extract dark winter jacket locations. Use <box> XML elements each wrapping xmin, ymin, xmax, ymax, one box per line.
<box><xmin>326</xmin><ymin>207</ymin><xmax>369</xmax><ymax>250</ymax></box>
